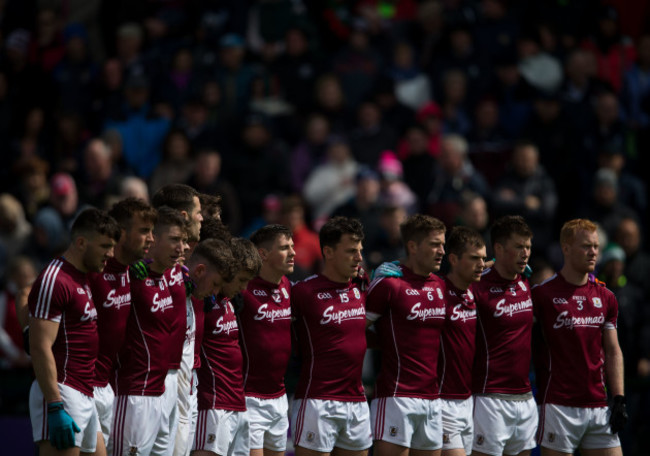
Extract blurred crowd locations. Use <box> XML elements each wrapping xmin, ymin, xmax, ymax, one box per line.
<box><xmin>1</xmin><ymin>0</ymin><xmax>650</xmax><ymax>450</ymax></box>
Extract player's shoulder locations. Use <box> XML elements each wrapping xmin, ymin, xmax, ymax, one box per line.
<box><xmin>531</xmin><ymin>273</ymin><xmax>559</xmax><ymax>293</ymax></box>
<box><xmin>290</xmin><ymin>274</ymin><xmax>320</xmax><ymax>295</ymax></box>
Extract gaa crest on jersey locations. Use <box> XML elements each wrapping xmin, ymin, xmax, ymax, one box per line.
<box><xmin>307</xmin><ymin>431</ymin><xmax>315</xmax><ymax>442</ymax></box>
<box><xmin>77</xmin><ymin>287</ymin><xmax>86</xmax><ymax>295</ymax></box>
<box><xmin>593</xmin><ymin>297</ymin><xmax>602</xmax><ymax>308</ymax></box>
<box><xmin>282</xmin><ymin>288</ymin><xmax>289</xmax><ymax>299</ymax></box>
<box><xmin>353</xmin><ymin>287</ymin><xmax>361</xmax><ymax>299</ymax></box>
<box><xmin>390</xmin><ymin>426</ymin><xmax>399</xmax><ymax>437</ymax></box>
<box><xmin>476</xmin><ymin>435</ymin><xmax>484</xmax><ymax>445</ymax></box>
<box><xmin>145</xmin><ymin>279</ymin><xmax>155</xmax><ymax>286</ymax></box>
<box><xmin>208</xmin><ymin>434</ymin><xmax>216</xmax><ymax>443</ymax></box>
<box><xmin>128</xmin><ymin>446</ymin><xmax>138</xmax><ymax>456</ymax></box>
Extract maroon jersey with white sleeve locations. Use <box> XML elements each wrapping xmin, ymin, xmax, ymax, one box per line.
<box><xmin>165</xmin><ymin>264</ymin><xmax>187</xmax><ymax>370</ymax></box>
<box><xmin>438</xmin><ymin>278</ymin><xmax>477</xmax><ymax>399</ymax></box>
<box><xmin>239</xmin><ymin>276</ymin><xmax>292</xmax><ymax>399</ymax></box>
<box><xmin>291</xmin><ymin>274</ymin><xmax>367</xmax><ymax>402</ymax></box>
<box><xmin>28</xmin><ymin>257</ymin><xmax>98</xmax><ymax>397</ymax></box>
<box><xmin>472</xmin><ymin>267</ymin><xmax>533</xmax><ymax>395</ymax></box>
<box><xmin>197</xmin><ymin>295</ymin><xmax>246</xmax><ymax>411</ymax></box>
<box><xmin>366</xmin><ymin>266</ymin><xmax>446</xmax><ymax>399</ymax></box>
<box><xmin>115</xmin><ymin>269</ymin><xmax>174</xmax><ymax>396</ymax></box>
<box><xmin>532</xmin><ymin>273</ymin><xmax>618</xmax><ymax>407</ymax></box>
<box><xmin>87</xmin><ymin>257</ymin><xmax>131</xmax><ymax>388</ymax></box>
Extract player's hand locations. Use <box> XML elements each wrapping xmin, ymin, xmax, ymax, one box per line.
<box><xmin>130</xmin><ymin>260</ymin><xmax>150</xmax><ymax>280</ymax></box>
<box><xmin>372</xmin><ymin>261</ymin><xmax>403</xmax><ymax>280</ymax></box>
<box><xmin>47</xmin><ymin>401</ymin><xmax>81</xmax><ymax>450</ymax></box>
<box><xmin>609</xmin><ymin>395</ymin><xmax>628</xmax><ymax>434</ymax></box>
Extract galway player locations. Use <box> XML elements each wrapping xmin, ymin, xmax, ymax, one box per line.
<box><xmin>152</xmin><ymin>184</ymin><xmax>203</xmax><ymax>246</ymax></box>
<box><xmin>87</xmin><ymin>198</ymin><xmax>156</xmax><ymax>452</ymax></box>
<box><xmin>193</xmin><ymin>238</ymin><xmax>262</xmax><ymax>456</ymax></box>
<box><xmin>111</xmin><ymin>208</ymin><xmax>188</xmax><ymax>456</ymax></box>
<box><xmin>472</xmin><ymin>215</ymin><xmax>537</xmax><ymax>456</ymax></box>
<box><xmin>439</xmin><ymin>227</ymin><xmax>486</xmax><ymax>456</ymax></box>
<box><xmin>532</xmin><ymin>219</ymin><xmax>626</xmax><ymax>455</ymax></box>
<box><xmin>366</xmin><ymin>214</ymin><xmax>447</xmax><ymax>456</ymax></box>
<box><xmin>240</xmin><ymin>225</ymin><xmax>296</xmax><ymax>456</ymax></box>
<box><xmin>29</xmin><ymin>208</ymin><xmax>120</xmax><ymax>454</ymax></box>
<box><xmin>291</xmin><ymin>216</ymin><xmax>372</xmax><ymax>456</ymax></box>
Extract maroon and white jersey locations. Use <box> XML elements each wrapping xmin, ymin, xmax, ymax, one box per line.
<box><xmin>472</xmin><ymin>267</ymin><xmax>533</xmax><ymax>395</ymax></box>
<box><xmin>192</xmin><ymin>297</ymin><xmax>205</xmax><ymax>370</ymax></box>
<box><xmin>115</xmin><ymin>269</ymin><xmax>174</xmax><ymax>396</ymax></box>
<box><xmin>197</xmin><ymin>295</ymin><xmax>246</xmax><ymax>411</ymax></box>
<box><xmin>366</xmin><ymin>266</ymin><xmax>446</xmax><ymax>399</ymax></box>
<box><xmin>165</xmin><ymin>264</ymin><xmax>187</xmax><ymax>370</ymax></box>
<box><xmin>239</xmin><ymin>276</ymin><xmax>292</xmax><ymax>399</ymax></box>
<box><xmin>87</xmin><ymin>257</ymin><xmax>131</xmax><ymax>388</ymax></box>
<box><xmin>291</xmin><ymin>274</ymin><xmax>366</xmax><ymax>402</ymax></box>
<box><xmin>438</xmin><ymin>278</ymin><xmax>477</xmax><ymax>399</ymax></box>
<box><xmin>532</xmin><ymin>273</ymin><xmax>618</xmax><ymax>407</ymax></box>
<box><xmin>28</xmin><ymin>257</ymin><xmax>98</xmax><ymax>397</ymax></box>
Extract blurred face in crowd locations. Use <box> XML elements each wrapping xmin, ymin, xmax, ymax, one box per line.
<box><xmin>616</xmin><ymin>218</ymin><xmax>641</xmax><ymax>257</ymax></box>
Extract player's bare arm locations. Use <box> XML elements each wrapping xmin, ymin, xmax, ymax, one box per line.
<box><xmin>603</xmin><ymin>329</ymin><xmax>624</xmax><ymax>396</ymax></box>
<box><xmin>30</xmin><ymin>317</ymin><xmax>63</xmax><ymax>402</ymax></box>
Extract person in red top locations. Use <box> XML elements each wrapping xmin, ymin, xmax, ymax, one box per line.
<box><xmin>471</xmin><ymin>216</ymin><xmax>537</xmax><ymax>456</ymax></box>
<box><xmin>290</xmin><ymin>216</ymin><xmax>372</xmax><ymax>456</ymax></box>
<box><xmin>532</xmin><ymin>219</ymin><xmax>626</xmax><ymax>455</ymax></box>
<box><xmin>240</xmin><ymin>224</ymin><xmax>296</xmax><ymax>456</ymax></box>
<box><xmin>366</xmin><ymin>214</ymin><xmax>447</xmax><ymax>456</ymax></box>
<box><xmin>440</xmin><ymin>227</ymin><xmax>486</xmax><ymax>456</ymax></box>
<box><xmin>28</xmin><ymin>208</ymin><xmax>120</xmax><ymax>454</ymax></box>
<box><xmin>194</xmin><ymin>238</ymin><xmax>262</xmax><ymax>456</ymax></box>
<box><xmin>112</xmin><ymin>207</ymin><xmax>189</xmax><ymax>456</ymax></box>
<box><xmin>87</xmin><ymin>198</ymin><xmax>156</xmax><ymax>453</ymax></box>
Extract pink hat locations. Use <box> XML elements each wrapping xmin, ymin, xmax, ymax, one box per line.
<box><xmin>377</xmin><ymin>150</ymin><xmax>403</xmax><ymax>179</ymax></box>
<box><xmin>51</xmin><ymin>173</ymin><xmax>76</xmax><ymax>197</ymax></box>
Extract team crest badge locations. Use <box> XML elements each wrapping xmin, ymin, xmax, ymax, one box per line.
<box><xmin>353</xmin><ymin>288</ymin><xmax>361</xmax><ymax>299</ymax></box>
<box><xmin>476</xmin><ymin>435</ymin><xmax>484</xmax><ymax>445</ymax></box>
<box><xmin>128</xmin><ymin>446</ymin><xmax>138</xmax><ymax>456</ymax></box>
<box><xmin>77</xmin><ymin>287</ymin><xmax>85</xmax><ymax>295</ymax></box>
<box><xmin>282</xmin><ymin>288</ymin><xmax>289</xmax><ymax>299</ymax></box>
<box><xmin>307</xmin><ymin>431</ymin><xmax>315</xmax><ymax>442</ymax></box>
<box><xmin>208</xmin><ymin>434</ymin><xmax>216</xmax><ymax>443</ymax></box>
<box><xmin>437</xmin><ymin>288</ymin><xmax>444</xmax><ymax>299</ymax></box>
<box><xmin>593</xmin><ymin>297</ymin><xmax>602</xmax><ymax>308</ymax></box>
<box><xmin>547</xmin><ymin>432</ymin><xmax>555</xmax><ymax>443</ymax></box>
<box><xmin>443</xmin><ymin>434</ymin><xmax>450</xmax><ymax>444</ymax></box>
<box><xmin>519</xmin><ymin>281</ymin><xmax>527</xmax><ymax>292</ymax></box>
<box><xmin>467</xmin><ymin>289</ymin><xmax>474</xmax><ymax>300</ymax></box>
<box><xmin>145</xmin><ymin>279</ymin><xmax>154</xmax><ymax>286</ymax></box>
<box><xmin>389</xmin><ymin>426</ymin><xmax>398</xmax><ymax>437</ymax></box>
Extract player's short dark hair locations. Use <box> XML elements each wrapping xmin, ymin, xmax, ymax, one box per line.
<box><xmin>400</xmin><ymin>214</ymin><xmax>446</xmax><ymax>245</ymax></box>
<box><xmin>319</xmin><ymin>216</ymin><xmax>364</xmax><ymax>253</ymax></box>
<box><xmin>191</xmin><ymin>238</ymin><xmax>237</xmax><ymax>282</ymax></box>
<box><xmin>250</xmin><ymin>224</ymin><xmax>292</xmax><ymax>249</ymax></box>
<box><xmin>490</xmin><ymin>215</ymin><xmax>533</xmax><ymax>247</ymax></box>
<box><xmin>71</xmin><ymin>208</ymin><xmax>121</xmax><ymax>241</ymax></box>
<box><xmin>446</xmin><ymin>226</ymin><xmax>485</xmax><ymax>257</ymax></box>
<box><xmin>200</xmin><ymin>217</ymin><xmax>232</xmax><ymax>242</ymax></box>
<box><xmin>108</xmin><ymin>197</ymin><xmax>157</xmax><ymax>229</ymax></box>
<box><xmin>154</xmin><ymin>206</ymin><xmax>189</xmax><ymax>236</ymax></box>
<box><xmin>199</xmin><ymin>193</ymin><xmax>222</xmax><ymax>219</ymax></box>
<box><xmin>151</xmin><ymin>184</ymin><xmax>198</xmax><ymax>214</ymax></box>
<box><xmin>230</xmin><ymin>237</ymin><xmax>262</xmax><ymax>276</ymax></box>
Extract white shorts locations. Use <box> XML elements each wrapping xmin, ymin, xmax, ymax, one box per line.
<box><xmin>29</xmin><ymin>381</ymin><xmax>98</xmax><ymax>452</ymax></box>
<box><xmin>152</xmin><ymin>369</ymin><xmax>179</xmax><ymax>456</ymax></box>
<box><xmin>247</xmin><ymin>395</ymin><xmax>290</xmax><ymax>451</ymax></box>
<box><xmin>94</xmin><ymin>384</ymin><xmax>115</xmax><ymax>446</ymax></box>
<box><xmin>193</xmin><ymin>408</ymin><xmax>250</xmax><ymax>456</ymax></box>
<box><xmin>173</xmin><ymin>367</ymin><xmax>195</xmax><ymax>456</ymax></box>
<box><xmin>538</xmin><ymin>404</ymin><xmax>621</xmax><ymax>452</ymax></box>
<box><xmin>441</xmin><ymin>397</ymin><xmax>473</xmax><ymax>454</ymax></box>
<box><xmin>370</xmin><ymin>397</ymin><xmax>442</xmax><ymax>450</ymax></box>
<box><xmin>473</xmin><ymin>396</ymin><xmax>538</xmax><ymax>456</ymax></box>
<box><xmin>291</xmin><ymin>399</ymin><xmax>372</xmax><ymax>452</ymax></box>
<box><xmin>111</xmin><ymin>394</ymin><xmax>164</xmax><ymax>456</ymax></box>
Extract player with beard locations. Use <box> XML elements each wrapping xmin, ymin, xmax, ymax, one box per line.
<box><xmin>290</xmin><ymin>216</ymin><xmax>372</xmax><ymax>456</ymax></box>
<box><xmin>193</xmin><ymin>238</ymin><xmax>262</xmax><ymax>456</ymax></box>
<box><xmin>439</xmin><ymin>227</ymin><xmax>486</xmax><ymax>456</ymax></box>
<box><xmin>29</xmin><ymin>209</ymin><xmax>120</xmax><ymax>455</ymax></box>
<box><xmin>239</xmin><ymin>224</ymin><xmax>296</xmax><ymax>456</ymax></box>
<box><xmin>532</xmin><ymin>219</ymin><xmax>626</xmax><ymax>455</ymax></box>
<box><xmin>471</xmin><ymin>216</ymin><xmax>537</xmax><ymax>456</ymax></box>
<box><xmin>87</xmin><ymin>198</ymin><xmax>156</xmax><ymax>454</ymax></box>
<box><xmin>365</xmin><ymin>214</ymin><xmax>447</xmax><ymax>456</ymax></box>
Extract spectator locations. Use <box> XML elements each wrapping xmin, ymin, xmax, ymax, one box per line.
<box><xmin>456</xmin><ymin>191</ymin><xmax>491</xmax><ymax>253</ymax></box>
<box><xmin>313</xmin><ymin>73</ymin><xmax>354</xmax><ymax>133</ymax></box>
<box><xmin>400</xmin><ymin>124</ymin><xmax>437</xmax><ymax>210</ymax></box>
<box><xmin>597</xmin><ymin>143</ymin><xmax>646</xmax><ymax>221</ymax></box>
<box><xmin>118</xmin><ymin>176</ymin><xmax>149</xmax><ymax>203</ymax></box>
<box><xmin>376</xmin><ymin>150</ymin><xmax>417</xmax><ymax>214</ymax></box>
<box><xmin>11</xmin><ymin>157</ymin><xmax>51</xmax><ymax>221</ymax></box>
<box><xmin>290</xmin><ymin>113</ymin><xmax>331</xmax><ymax>192</ymax></box>
<box><xmin>281</xmin><ymin>195</ymin><xmax>321</xmax><ymax>280</ymax></box>
<box><xmin>0</xmin><ymin>194</ymin><xmax>32</xmax><ymax>276</ymax></box>
<box><xmin>115</xmin><ymin>23</ymin><xmax>148</xmax><ymax>79</ymax></box>
<box><xmin>79</xmin><ymin>138</ymin><xmax>122</xmax><ymax>208</ymax></box>
<box><xmin>363</xmin><ymin>205</ymin><xmax>407</xmax><ymax>270</ymax></box>
<box><xmin>348</xmin><ymin>99</ymin><xmax>399</xmax><ymax>167</ymax></box>
<box><xmin>622</xmin><ymin>34</ymin><xmax>650</xmax><ymax>130</ymax></box>
<box><xmin>149</xmin><ymin>129</ymin><xmax>195</xmax><ymax>194</ymax></box>
<box><xmin>28</xmin><ymin>7</ymin><xmax>66</xmax><ymax>74</ymax></box>
<box><xmin>387</xmin><ymin>40</ymin><xmax>432</xmax><ymax>110</ymax></box>
<box><xmin>439</xmin><ymin>68</ymin><xmax>472</xmax><ymax>136</ymax></box>
<box><xmin>215</xmin><ymin>33</ymin><xmax>257</xmax><ymax>118</ymax></box>
<box><xmin>614</xmin><ymin>217</ymin><xmax>650</xmax><ymax>298</ymax></box>
<box><xmin>372</xmin><ymin>76</ymin><xmax>415</xmax><ymax>138</ymax></box>
<box><xmin>492</xmin><ymin>141</ymin><xmax>557</xmax><ymax>254</ymax></box>
<box><xmin>155</xmin><ymin>47</ymin><xmax>203</xmax><ymax>116</ymax></box>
